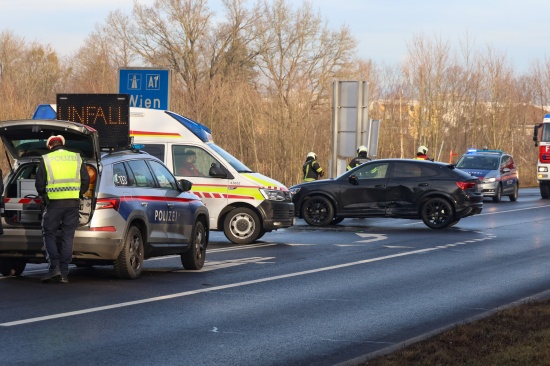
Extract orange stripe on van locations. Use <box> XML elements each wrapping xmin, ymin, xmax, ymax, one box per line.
<box><xmin>129</xmin><ymin>130</ymin><xmax>181</xmax><ymax>138</ymax></box>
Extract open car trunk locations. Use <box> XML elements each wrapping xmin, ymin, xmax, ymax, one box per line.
<box><xmin>0</xmin><ymin>119</ymin><xmax>100</xmax><ymax>228</ymax></box>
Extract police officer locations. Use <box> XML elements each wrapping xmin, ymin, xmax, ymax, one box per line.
<box><xmin>36</xmin><ymin>135</ymin><xmax>90</xmax><ymax>283</ymax></box>
<box><xmin>303</xmin><ymin>152</ymin><xmax>324</xmax><ymax>182</ymax></box>
<box><xmin>415</xmin><ymin>145</ymin><xmax>430</xmax><ymax>160</ymax></box>
<box><xmin>347</xmin><ymin>145</ymin><xmax>371</xmax><ymax>170</ymax></box>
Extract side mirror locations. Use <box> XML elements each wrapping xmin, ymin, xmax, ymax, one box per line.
<box><xmin>209</xmin><ymin>163</ymin><xmax>227</xmax><ymax>178</ymax></box>
<box><xmin>178</xmin><ymin>179</ymin><xmax>193</xmax><ymax>191</ymax></box>
<box><xmin>348</xmin><ymin>175</ymin><xmax>359</xmax><ymax>186</ymax></box>
<box><xmin>502</xmin><ymin>167</ymin><xmax>511</xmax><ymax>173</ymax></box>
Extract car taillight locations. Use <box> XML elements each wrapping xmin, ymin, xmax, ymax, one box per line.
<box><xmin>96</xmin><ymin>198</ymin><xmax>120</xmax><ymax>211</ymax></box>
<box><xmin>456</xmin><ymin>181</ymin><xmax>476</xmax><ymax>190</ymax></box>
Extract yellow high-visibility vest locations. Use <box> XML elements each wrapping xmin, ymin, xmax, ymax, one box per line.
<box><xmin>43</xmin><ymin>149</ymin><xmax>82</xmax><ymax>200</ymax></box>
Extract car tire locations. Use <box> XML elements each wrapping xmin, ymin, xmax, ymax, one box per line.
<box><xmin>509</xmin><ymin>183</ymin><xmax>519</xmax><ymax>201</ymax></box>
<box><xmin>114</xmin><ymin>225</ymin><xmax>144</xmax><ymax>279</ymax></box>
<box><xmin>302</xmin><ymin>196</ymin><xmax>334</xmax><ymax>226</ymax></box>
<box><xmin>448</xmin><ymin>219</ymin><xmax>461</xmax><ymax>227</ymax></box>
<box><xmin>421</xmin><ymin>197</ymin><xmax>454</xmax><ymax>229</ymax></box>
<box><xmin>330</xmin><ymin>217</ymin><xmax>345</xmax><ymax>225</ymax></box>
<box><xmin>255</xmin><ymin>228</ymin><xmax>267</xmax><ymax>241</ymax></box>
<box><xmin>540</xmin><ymin>182</ymin><xmax>550</xmax><ymax>199</ymax></box>
<box><xmin>181</xmin><ymin>220</ymin><xmax>207</xmax><ymax>270</ymax></box>
<box><xmin>0</xmin><ymin>258</ymin><xmax>26</xmax><ymax>276</ymax></box>
<box><xmin>223</xmin><ymin>207</ymin><xmax>262</xmax><ymax>244</ymax></box>
<box><xmin>492</xmin><ymin>184</ymin><xmax>502</xmax><ymax>203</ymax></box>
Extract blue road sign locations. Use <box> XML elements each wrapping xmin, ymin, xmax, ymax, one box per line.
<box><xmin>118</xmin><ymin>68</ymin><xmax>171</xmax><ymax>110</ymax></box>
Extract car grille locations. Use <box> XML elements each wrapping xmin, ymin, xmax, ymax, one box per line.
<box><xmin>272</xmin><ymin>208</ymin><xmax>295</xmax><ymax>220</ymax></box>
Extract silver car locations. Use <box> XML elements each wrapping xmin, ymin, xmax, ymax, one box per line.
<box><xmin>0</xmin><ymin>119</ymin><xmax>209</xmax><ymax>279</ymax></box>
<box><xmin>456</xmin><ymin>149</ymin><xmax>519</xmax><ymax>202</ymax></box>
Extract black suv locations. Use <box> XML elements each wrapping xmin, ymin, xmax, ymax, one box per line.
<box><xmin>290</xmin><ymin>159</ymin><xmax>483</xmax><ymax>229</ymax></box>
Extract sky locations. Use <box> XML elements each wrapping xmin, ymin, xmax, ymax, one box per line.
<box><xmin>1</xmin><ymin>0</ymin><xmax>549</xmax><ymax>74</ymax></box>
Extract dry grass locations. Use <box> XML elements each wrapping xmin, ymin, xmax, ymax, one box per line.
<box><xmin>361</xmin><ymin>299</ymin><xmax>550</xmax><ymax>366</ymax></box>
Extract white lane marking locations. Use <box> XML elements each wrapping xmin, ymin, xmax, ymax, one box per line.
<box><xmin>336</xmin><ymin>233</ymin><xmax>387</xmax><ymax>247</ymax></box>
<box><xmin>209</xmin><ymin>243</ymin><xmax>278</xmax><ymax>252</ymax></box>
<box><xmin>177</xmin><ymin>257</ymin><xmax>275</xmax><ymax>272</ymax></box>
<box><xmin>1</xmin><ymin>237</ymin><xmax>493</xmax><ymax>327</ymax></box>
<box><xmin>355</xmin><ymin>233</ymin><xmax>387</xmax><ymax>243</ymax></box>
<box><xmin>383</xmin><ymin>245</ymin><xmax>414</xmax><ymax>249</ymax></box>
<box><xmin>476</xmin><ymin>204</ymin><xmax>550</xmax><ymax>216</ymax></box>
<box><xmin>402</xmin><ymin>204</ymin><xmax>550</xmax><ymax>226</ymax></box>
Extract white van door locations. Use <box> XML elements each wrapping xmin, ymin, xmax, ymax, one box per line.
<box><xmin>171</xmin><ymin>145</ymin><xmax>229</xmax><ymax>230</ymax></box>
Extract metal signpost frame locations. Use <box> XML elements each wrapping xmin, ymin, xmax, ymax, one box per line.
<box><xmin>331</xmin><ymin>81</ymin><xmax>377</xmax><ymax>178</ymax></box>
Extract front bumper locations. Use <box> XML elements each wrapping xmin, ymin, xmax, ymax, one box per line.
<box><xmin>257</xmin><ymin>200</ymin><xmax>295</xmax><ymax>231</ymax></box>
<box><xmin>478</xmin><ymin>181</ymin><xmax>499</xmax><ymax>197</ymax></box>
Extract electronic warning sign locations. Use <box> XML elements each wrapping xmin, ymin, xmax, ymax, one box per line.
<box><xmin>56</xmin><ymin>94</ymin><xmax>130</xmax><ymax>148</ymax></box>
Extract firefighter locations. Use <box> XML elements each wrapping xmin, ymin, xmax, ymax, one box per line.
<box><xmin>415</xmin><ymin>145</ymin><xmax>429</xmax><ymax>160</ymax></box>
<box><xmin>303</xmin><ymin>152</ymin><xmax>324</xmax><ymax>181</ymax></box>
<box><xmin>36</xmin><ymin>135</ymin><xmax>90</xmax><ymax>283</ymax></box>
<box><xmin>347</xmin><ymin>145</ymin><xmax>371</xmax><ymax>170</ymax></box>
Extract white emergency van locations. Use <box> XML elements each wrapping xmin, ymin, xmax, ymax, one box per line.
<box><xmin>33</xmin><ymin>104</ymin><xmax>295</xmax><ymax>244</ymax></box>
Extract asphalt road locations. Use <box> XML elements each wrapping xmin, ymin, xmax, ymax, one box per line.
<box><xmin>1</xmin><ymin>188</ymin><xmax>549</xmax><ymax>365</ymax></box>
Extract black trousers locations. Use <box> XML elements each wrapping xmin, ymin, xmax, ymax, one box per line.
<box><xmin>41</xmin><ymin>205</ymin><xmax>79</xmax><ymax>276</ymax></box>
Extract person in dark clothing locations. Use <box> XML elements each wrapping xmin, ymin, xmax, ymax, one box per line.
<box><xmin>0</xmin><ymin>168</ymin><xmax>3</xmax><ymax>235</ymax></box>
<box><xmin>347</xmin><ymin>145</ymin><xmax>371</xmax><ymax>170</ymax></box>
<box><xmin>35</xmin><ymin>135</ymin><xmax>90</xmax><ymax>283</ymax></box>
<box><xmin>303</xmin><ymin>152</ymin><xmax>324</xmax><ymax>182</ymax></box>
<box><xmin>178</xmin><ymin>150</ymin><xmax>204</xmax><ymax>176</ymax></box>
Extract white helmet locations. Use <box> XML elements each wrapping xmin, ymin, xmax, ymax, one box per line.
<box><xmin>357</xmin><ymin>145</ymin><xmax>368</xmax><ymax>154</ymax></box>
<box><xmin>306</xmin><ymin>152</ymin><xmax>317</xmax><ymax>160</ymax></box>
<box><xmin>417</xmin><ymin>145</ymin><xmax>428</xmax><ymax>154</ymax></box>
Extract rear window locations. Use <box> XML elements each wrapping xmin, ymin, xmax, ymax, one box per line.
<box><xmin>142</xmin><ymin>144</ymin><xmax>165</xmax><ymax>161</ymax></box>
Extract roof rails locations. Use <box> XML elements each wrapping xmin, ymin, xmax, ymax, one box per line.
<box><xmin>465</xmin><ymin>148</ymin><xmax>503</xmax><ymax>155</ymax></box>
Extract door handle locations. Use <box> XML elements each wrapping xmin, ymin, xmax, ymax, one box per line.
<box><xmin>418</xmin><ymin>183</ymin><xmax>429</xmax><ymax>187</ymax></box>
<box><xmin>375</xmin><ymin>184</ymin><xmax>385</xmax><ymax>188</ymax></box>
<box><xmin>141</xmin><ymin>202</ymin><xmax>148</xmax><ymax>207</ymax></box>
<box><xmin>167</xmin><ymin>203</ymin><xmax>174</xmax><ymax>208</ymax></box>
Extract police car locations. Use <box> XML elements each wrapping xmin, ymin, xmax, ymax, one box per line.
<box><xmin>0</xmin><ymin>118</ymin><xmax>209</xmax><ymax>279</ymax></box>
<box><xmin>455</xmin><ymin>149</ymin><xmax>519</xmax><ymax>202</ymax></box>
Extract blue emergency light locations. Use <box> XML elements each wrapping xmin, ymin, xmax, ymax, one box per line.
<box><xmin>466</xmin><ymin>148</ymin><xmax>503</xmax><ymax>155</ymax></box>
<box><xmin>32</xmin><ymin>104</ymin><xmax>56</xmax><ymax>120</ymax></box>
<box><xmin>166</xmin><ymin>111</ymin><xmax>213</xmax><ymax>143</ymax></box>
<box><xmin>131</xmin><ymin>143</ymin><xmax>145</xmax><ymax>150</ymax></box>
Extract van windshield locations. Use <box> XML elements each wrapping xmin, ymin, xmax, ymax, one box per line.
<box><xmin>208</xmin><ymin>143</ymin><xmax>253</xmax><ymax>173</ymax></box>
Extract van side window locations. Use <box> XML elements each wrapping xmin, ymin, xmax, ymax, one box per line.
<box><xmin>148</xmin><ymin>160</ymin><xmax>177</xmax><ymax>190</ymax></box>
<box><xmin>126</xmin><ymin>160</ymin><xmax>156</xmax><ymax>188</ymax></box>
<box><xmin>113</xmin><ymin>162</ymin><xmax>135</xmax><ymax>187</ymax></box>
<box><xmin>143</xmin><ymin>144</ymin><xmax>165</xmax><ymax>161</ymax></box>
<box><xmin>173</xmin><ymin>145</ymin><xmax>219</xmax><ymax>177</ymax></box>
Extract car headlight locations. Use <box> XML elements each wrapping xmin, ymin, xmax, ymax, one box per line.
<box><xmin>260</xmin><ymin>188</ymin><xmax>291</xmax><ymax>201</ymax></box>
<box><xmin>483</xmin><ymin>177</ymin><xmax>496</xmax><ymax>183</ymax></box>
<box><xmin>289</xmin><ymin>187</ymin><xmax>301</xmax><ymax>197</ymax></box>
<box><xmin>539</xmin><ymin>166</ymin><xmax>548</xmax><ymax>172</ymax></box>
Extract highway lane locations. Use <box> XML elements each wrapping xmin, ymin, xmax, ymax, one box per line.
<box><xmin>1</xmin><ymin>188</ymin><xmax>549</xmax><ymax>365</ymax></box>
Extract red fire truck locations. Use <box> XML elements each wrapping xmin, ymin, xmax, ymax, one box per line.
<box><xmin>533</xmin><ymin>114</ymin><xmax>550</xmax><ymax>198</ymax></box>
